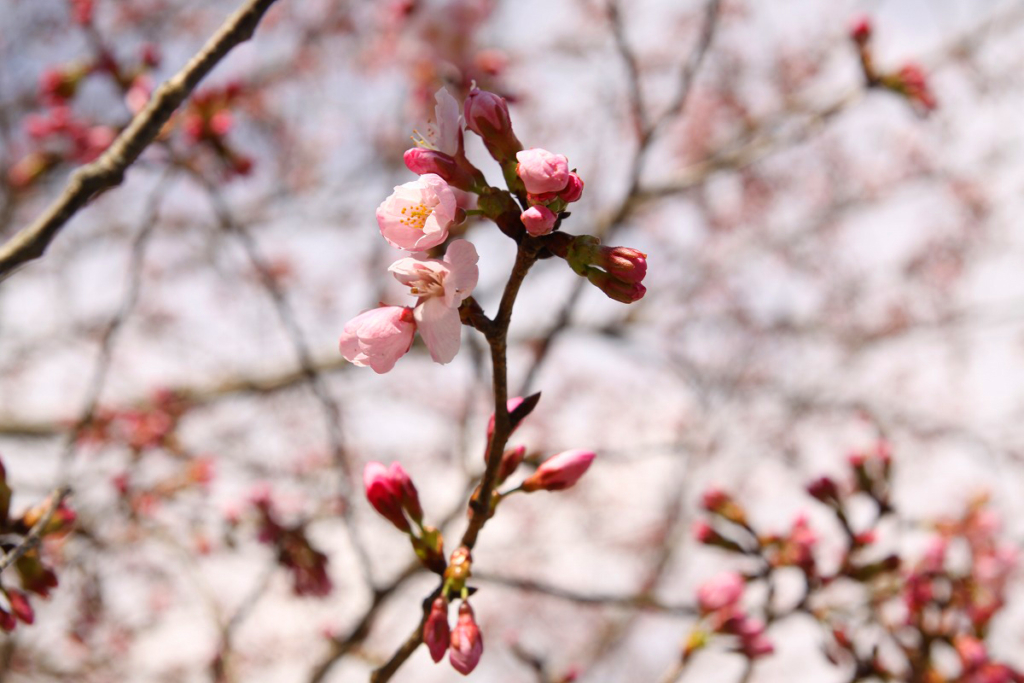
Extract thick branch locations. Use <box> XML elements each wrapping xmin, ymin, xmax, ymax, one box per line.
<box><xmin>0</xmin><ymin>0</ymin><xmax>282</xmax><ymax>280</ymax></box>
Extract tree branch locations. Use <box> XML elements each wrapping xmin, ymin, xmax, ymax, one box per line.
<box><xmin>0</xmin><ymin>0</ymin><xmax>282</xmax><ymax>281</ymax></box>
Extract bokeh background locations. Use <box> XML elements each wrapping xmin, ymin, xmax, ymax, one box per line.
<box><xmin>2</xmin><ymin>0</ymin><xmax>1024</xmax><ymax>681</ymax></box>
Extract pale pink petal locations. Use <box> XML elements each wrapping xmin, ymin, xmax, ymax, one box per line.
<box><xmin>339</xmin><ymin>306</ymin><xmax>416</xmax><ymax>373</ymax></box>
<box><xmin>415</xmin><ymin>296</ymin><xmax>462</xmax><ymax>364</ymax></box>
<box><xmin>388</xmin><ymin>257</ymin><xmax>448</xmax><ymax>292</ymax></box>
<box><xmin>434</xmin><ymin>87</ymin><xmax>462</xmax><ymax>156</ymax></box>
<box><xmin>442</xmin><ymin>239</ymin><xmax>479</xmax><ymax>307</ymax></box>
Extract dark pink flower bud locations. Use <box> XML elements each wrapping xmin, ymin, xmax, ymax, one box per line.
<box><xmin>424</xmin><ymin>597</ymin><xmax>451</xmax><ymax>663</ymax></box>
<box><xmin>585</xmin><ymin>268</ymin><xmax>646</xmax><ymax>303</ymax></box>
<box><xmin>141</xmin><ymin>43</ymin><xmax>161</xmax><ymax>68</ymax></box>
<box><xmin>363</xmin><ymin>462</ymin><xmax>409</xmax><ymax>532</ymax></box>
<box><xmin>521</xmin><ymin>205</ymin><xmax>558</xmax><ymax>236</ymax></box>
<box><xmin>567</xmin><ymin>236</ymin><xmax>647</xmax><ymax>286</ymax></box>
<box><xmin>955</xmin><ymin>634</ymin><xmax>988</xmax><ymax>671</ymax></box>
<box><xmin>449</xmin><ymin>602</ymin><xmax>484</xmax><ymax>675</ymax></box>
<box><xmin>5</xmin><ymin>590</ymin><xmax>33</xmax><ymax>625</ymax></box>
<box><xmin>464</xmin><ymin>87</ymin><xmax>521</xmax><ymax>161</ymax></box>
<box><xmin>692</xmin><ymin>521</ymin><xmax>745</xmax><ymax>553</ymax></box>
<box><xmin>71</xmin><ymin>0</ymin><xmax>93</xmax><ymax>25</ymax></box>
<box><xmin>403</xmin><ymin>148</ymin><xmax>481</xmax><ymax>192</ymax></box>
<box><xmin>486</xmin><ymin>394</ymin><xmax>541</xmax><ymax>442</ymax></box>
<box><xmin>559</xmin><ymin>172</ymin><xmax>584</xmax><ymax>203</ymax></box>
<box><xmin>464</xmin><ymin>88</ymin><xmax>511</xmax><ymax>137</ymax></box>
<box><xmin>696</xmin><ymin>572</ymin><xmax>744</xmax><ymax>613</ymax></box>
<box><xmin>209</xmin><ymin>109</ymin><xmax>234</xmax><ymax>137</ymax></box>
<box><xmin>895</xmin><ymin>63</ymin><xmax>937</xmax><ymax>111</ymax></box>
<box><xmin>849</xmin><ymin>16</ymin><xmax>872</xmax><ymax>44</ymax></box>
<box><xmin>387</xmin><ymin>462</ymin><xmax>423</xmax><ymax>525</ymax></box>
<box><xmin>598</xmin><ymin>246</ymin><xmax>647</xmax><ymax>283</ymax></box>
<box><xmin>806</xmin><ymin>476</ymin><xmax>840</xmax><ymax>503</ymax></box>
<box><xmin>522</xmin><ymin>449</ymin><xmax>595</xmax><ymax>492</ymax></box>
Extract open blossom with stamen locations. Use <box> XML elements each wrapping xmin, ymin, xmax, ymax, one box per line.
<box><xmin>339</xmin><ymin>306</ymin><xmax>416</xmax><ymax>373</ymax></box>
<box><xmin>389</xmin><ymin>239</ymin><xmax>479</xmax><ymax>364</ymax></box>
<box><xmin>377</xmin><ymin>173</ymin><xmax>458</xmax><ymax>252</ymax></box>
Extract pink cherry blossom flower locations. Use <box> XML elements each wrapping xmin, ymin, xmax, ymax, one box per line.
<box><xmin>449</xmin><ymin>602</ymin><xmax>484</xmax><ymax>675</ymax></box>
<box><xmin>389</xmin><ymin>239</ymin><xmax>479</xmax><ymax>364</ymax></box>
<box><xmin>516</xmin><ymin>148</ymin><xmax>570</xmax><ymax>194</ymax></box>
<box><xmin>522</xmin><ymin>449</ymin><xmax>595</xmax><ymax>492</ymax></box>
<box><xmin>521</xmin><ymin>205</ymin><xmax>557</xmax><ymax>236</ymax></box>
<box><xmin>338</xmin><ymin>306</ymin><xmax>416</xmax><ymax>374</ymax></box>
<box><xmin>376</xmin><ymin>173</ymin><xmax>458</xmax><ymax>251</ymax></box>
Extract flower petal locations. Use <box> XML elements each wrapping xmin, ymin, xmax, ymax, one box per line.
<box><xmin>415</xmin><ymin>297</ymin><xmax>462</xmax><ymax>364</ymax></box>
<box><xmin>442</xmin><ymin>239</ymin><xmax>479</xmax><ymax>308</ymax></box>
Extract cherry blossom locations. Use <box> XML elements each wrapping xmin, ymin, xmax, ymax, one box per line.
<box><xmin>388</xmin><ymin>239</ymin><xmax>479</xmax><ymax>363</ymax></box>
<box><xmin>376</xmin><ymin>173</ymin><xmax>459</xmax><ymax>252</ymax></box>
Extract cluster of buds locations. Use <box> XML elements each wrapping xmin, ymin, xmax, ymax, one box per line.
<box><xmin>421</xmin><ymin>547</ymin><xmax>484</xmax><ymax>675</ymax></box>
<box><xmin>77</xmin><ymin>388</ymin><xmax>190</xmax><ymax>453</ymax></box>
<box><xmin>112</xmin><ymin>456</ymin><xmax>215</xmax><ymax>518</ymax></box>
<box><xmin>481</xmin><ymin>395</ymin><xmax>596</xmax><ymax>498</ymax></box>
<box><xmin>8</xmin><ymin>106</ymin><xmax>115</xmax><ymax>189</ymax></box>
<box><xmin>363</xmin><ymin>462</ymin><xmax>445</xmax><ymax>573</ymax></box>
<box><xmin>686</xmin><ymin>572</ymin><xmax>773</xmax><ymax>662</ymax></box>
<box><xmin>10</xmin><ymin>33</ymin><xmax>163</xmax><ymax>190</ymax></box>
<box><xmin>341</xmin><ymin>85</ymin><xmax>648</xmax><ymax>372</ymax></box>
<box><xmin>691</xmin><ymin>445</ymin><xmax>1024</xmax><ymax>681</ymax></box>
<box><xmin>0</xmin><ymin>458</ymin><xmax>75</xmax><ymax>632</ymax></box>
<box><xmin>424</xmin><ymin>596</ymin><xmax>484</xmax><ymax>675</ymax></box>
<box><xmin>180</xmin><ymin>83</ymin><xmax>254</xmax><ymax>178</ymax></box>
<box><xmin>250</xmin><ymin>489</ymin><xmax>333</xmax><ymax>597</ymax></box>
<box><xmin>849</xmin><ymin>16</ymin><xmax>938</xmax><ymax>112</ymax></box>
<box><xmin>514</xmin><ymin>148</ymin><xmax>584</xmax><ymax>236</ymax></box>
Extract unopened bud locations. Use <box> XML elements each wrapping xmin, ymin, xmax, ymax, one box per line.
<box><xmin>449</xmin><ymin>601</ymin><xmax>484</xmax><ymax>675</ymax></box>
<box><xmin>849</xmin><ymin>16</ymin><xmax>872</xmax><ymax>44</ymax></box>
<box><xmin>403</xmin><ymin>148</ymin><xmax>483</xmax><ymax>192</ymax></box>
<box><xmin>568</xmin><ymin>236</ymin><xmax>647</xmax><ymax>284</ymax></box>
<box><xmin>559</xmin><ymin>172</ymin><xmax>584</xmax><ymax>203</ymax></box>
<box><xmin>806</xmin><ymin>476</ymin><xmax>840</xmax><ymax>504</ymax></box>
<box><xmin>388</xmin><ymin>462</ymin><xmax>423</xmax><ymax>524</ymax></box>
<box><xmin>363</xmin><ymin>462</ymin><xmax>410</xmax><ymax>532</ymax></box>
<box><xmin>693</xmin><ymin>521</ymin><xmax>745</xmax><ymax>553</ymax></box>
<box><xmin>522</xmin><ymin>449</ymin><xmax>595</xmax><ymax>492</ymax></box>
<box><xmin>424</xmin><ymin>597</ymin><xmax>451</xmax><ymax>663</ymax></box>
<box><xmin>521</xmin><ymin>205</ymin><xmax>558</xmax><ymax>236</ymax></box>
<box><xmin>464</xmin><ymin>87</ymin><xmax>521</xmax><ymax>162</ymax></box>
<box><xmin>585</xmin><ymin>267</ymin><xmax>646</xmax><ymax>303</ymax></box>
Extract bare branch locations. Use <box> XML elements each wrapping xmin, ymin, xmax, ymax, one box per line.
<box><xmin>0</xmin><ymin>0</ymin><xmax>282</xmax><ymax>280</ymax></box>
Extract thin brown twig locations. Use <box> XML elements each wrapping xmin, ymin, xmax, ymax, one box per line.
<box><xmin>0</xmin><ymin>0</ymin><xmax>282</xmax><ymax>280</ymax></box>
<box><xmin>0</xmin><ymin>486</ymin><xmax>71</xmax><ymax>573</ymax></box>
